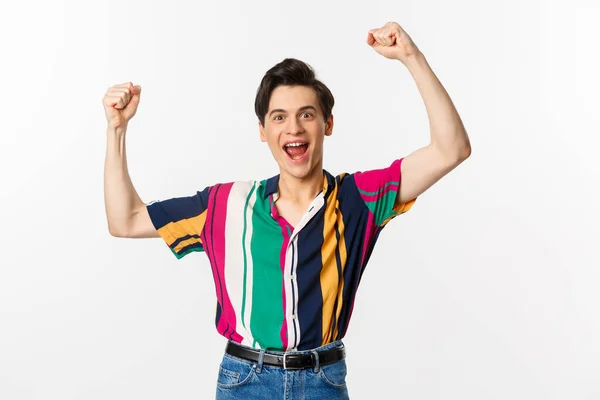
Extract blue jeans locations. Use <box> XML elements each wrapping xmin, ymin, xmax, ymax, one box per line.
<box><xmin>215</xmin><ymin>340</ymin><xmax>350</xmax><ymax>399</ymax></box>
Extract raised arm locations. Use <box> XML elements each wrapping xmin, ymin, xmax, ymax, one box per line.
<box><xmin>367</xmin><ymin>22</ymin><xmax>472</xmax><ymax>205</ymax></box>
<box><xmin>103</xmin><ymin>82</ymin><xmax>158</xmax><ymax>238</ymax></box>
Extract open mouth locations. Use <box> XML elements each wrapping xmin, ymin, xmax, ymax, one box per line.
<box><xmin>283</xmin><ymin>141</ymin><xmax>309</xmax><ymax>161</ymax></box>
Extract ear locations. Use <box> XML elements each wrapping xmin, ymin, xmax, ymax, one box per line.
<box><xmin>259</xmin><ymin>121</ymin><xmax>267</xmax><ymax>142</ymax></box>
<box><xmin>324</xmin><ymin>114</ymin><xmax>334</xmax><ymax>137</ymax></box>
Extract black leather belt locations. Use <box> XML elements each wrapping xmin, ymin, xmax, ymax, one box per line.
<box><xmin>225</xmin><ymin>341</ymin><xmax>346</xmax><ymax>370</ymax></box>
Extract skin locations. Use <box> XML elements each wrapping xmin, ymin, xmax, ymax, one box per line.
<box><xmin>258</xmin><ymin>21</ymin><xmax>471</xmax><ymax>227</ymax></box>
<box><xmin>103</xmin><ymin>20</ymin><xmax>471</xmax><ymax>237</ymax></box>
<box><xmin>365</xmin><ymin>22</ymin><xmax>472</xmax><ymax>206</ymax></box>
<box><xmin>258</xmin><ymin>85</ymin><xmax>333</xmax><ymax>225</ymax></box>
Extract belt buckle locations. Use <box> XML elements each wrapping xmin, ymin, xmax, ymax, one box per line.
<box><xmin>282</xmin><ymin>352</ymin><xmax>312</xmax><ymax>370</ymax></box>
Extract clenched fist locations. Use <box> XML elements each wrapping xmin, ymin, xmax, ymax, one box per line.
<box><xmin>102</xmin><ymin>82</ymin><xmax>142</xmax><ymax>129</ymax></box>
<box><xmin>367</xmin><ymin>22</ymin><xmax>420</xmax><ymax>64</ymax></box>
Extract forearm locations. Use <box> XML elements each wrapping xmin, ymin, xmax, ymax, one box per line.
<box><xmin>404</xmin><ymin>52</ymin><xmax>471</xmax><ymax>158</ymax></box>
<box><xmin>104</xmin><ymin>125</ymin><xmax>145</xmax><ymax>235</ymax></box>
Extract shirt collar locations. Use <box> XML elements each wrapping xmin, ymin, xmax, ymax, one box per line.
<box><xmin>262</xmin><ymin>169</ymin><xmax>336</xmax><ymax>200</ymax></box>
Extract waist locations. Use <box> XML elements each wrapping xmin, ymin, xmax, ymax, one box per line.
<box><xmin>224</xmin><ymin>340</ymin><xmax>346</xmax><ymax>370</ymax></box>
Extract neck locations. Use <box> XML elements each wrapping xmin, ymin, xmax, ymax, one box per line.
<box><xmin>277</xmin><ymin>163</ymin><xmax>323</xmax><ymax>203</ymax></box>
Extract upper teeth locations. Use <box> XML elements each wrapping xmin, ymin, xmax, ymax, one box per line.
<box><xmin>285</xmin><ymin>143</ymin><xmax>305</xmax><ymax>147</ymax></box>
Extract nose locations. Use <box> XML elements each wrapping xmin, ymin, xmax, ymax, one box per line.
<box><xmin>287</xmin><ymin>116</ymin><xmax>304</xmax><ymax>135</ymax></box>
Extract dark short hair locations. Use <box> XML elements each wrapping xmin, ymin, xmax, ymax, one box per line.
<box><xmin>254</xmin><ymin>58</ymin><xmax>335</xmax><ymax>126</ymax></box>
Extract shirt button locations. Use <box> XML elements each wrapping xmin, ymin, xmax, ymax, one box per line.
<box><xmin>292</xmin><ymin>314</ymin><xmax>297</xmax><ymax>320</ymax></box>
<box><xmin>290</xmin><ymin>275</ymin><xmax>295</xmax><ymax>281</ymax></box>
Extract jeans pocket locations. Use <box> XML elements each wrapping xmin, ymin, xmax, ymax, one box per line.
<box><xmin>216</xmin><ymin>354</ymin><xmax>257</xmax><ymax>389</ymax></box>
<box><xmin>318</xmin><ymin>359</ymin><xmax>348</xmax><ymax>389</ymax></box>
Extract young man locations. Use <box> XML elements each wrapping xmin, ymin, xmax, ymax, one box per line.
<box><xmin>103</xmin><ymin>21</ymin><xmax>471</xmax><ymax>399</ymax></box>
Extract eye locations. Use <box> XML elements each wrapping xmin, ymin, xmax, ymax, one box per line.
<box><xmin>301</xmin><ymin>112</ymin><xmax>313</xmax><ymax>118</ymax></box>
<box><xmin>274</xmin><ymin>115</ymin><xmax>283</xmax><ymax>121</ymax></box>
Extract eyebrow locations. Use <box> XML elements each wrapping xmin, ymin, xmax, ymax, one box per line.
<box><xmin>268</xmin><ymin>105</ymin><xmax>318</xmax><ymax>118</ymax></box>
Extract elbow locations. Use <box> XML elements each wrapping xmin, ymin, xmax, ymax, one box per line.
<box><xmin>441</xmin><ymin>142</ymin><xmax>471</xmax><ymax>167</ymax></box>
<box><xmin>108</xmin><ymin>223</ymin><xmax>127</xmax><ymax>238</ymax></box>
<box><xmin>451</xmin><ymin>128</ymin><xmax>472</xmax><ymax>162</ymax></box>
<box><xmin>459</xmin><ymin>141</ymin><xmax>472</xmax><ymax>160</ymax></box>
<box><xmin>433</xmin><ymin>134</ymin><xmax>471</xmax><ymax>165</ymax></box>
<box><xmin>453</xmin><ymin>136</ymin><xmax>472</xmax><ymax>163</ymax></box>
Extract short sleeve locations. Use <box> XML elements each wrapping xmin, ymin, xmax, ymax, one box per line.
<box><xmin>352</xmin><ymin>158</ymin><xmax>416</xmax><ymax>227</ymax></box>
<box><xmin>145</xmin><ymin>186</ymin><xmax>211</xmax><ymax>259</ymax></box>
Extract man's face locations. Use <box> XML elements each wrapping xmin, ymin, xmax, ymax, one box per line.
<box><xmin>259</xmin><ymin>85</ymin><xmax>333</xmax><ymax>180</ymax></box>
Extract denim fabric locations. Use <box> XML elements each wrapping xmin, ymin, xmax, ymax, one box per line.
<box><xmin>215</xmin><ymin>340</ymin><xmax>350</xmax><ymax>399</ymax></box>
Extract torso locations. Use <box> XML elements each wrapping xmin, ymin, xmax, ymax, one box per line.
<box><xmin>147</xmin><ymin>159</ymin><xmax>411</xmax><ymax>351</ymax></box>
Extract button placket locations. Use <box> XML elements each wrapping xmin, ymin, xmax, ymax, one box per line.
<box><xmin>283</xmin><ymin>194</ymin><xmax>325</xmax><ymax>350</ymax></box>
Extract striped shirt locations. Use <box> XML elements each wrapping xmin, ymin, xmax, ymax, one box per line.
<box><xmin>146</xmin><ymin>158</ymin><xmax>416</xmax><ymax>351</ymax></box>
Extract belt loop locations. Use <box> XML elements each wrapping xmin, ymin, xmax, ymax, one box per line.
<box><xmin>256</xmin><ymin>349</ymin><xmax>266</xmax><ymax>373</ymax></box>
<box><xmin>311</xmin><ymin>349</ymin><xmax>320</xmax><ymax>373</ymax></box>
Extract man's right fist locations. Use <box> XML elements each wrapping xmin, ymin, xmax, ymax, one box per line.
<box><xmin>103</xmin><ymin>82</ymin><xmax>142</xmax><ymax>129</ymax></box>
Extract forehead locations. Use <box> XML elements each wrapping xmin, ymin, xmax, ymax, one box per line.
<box><xmin>268</xmin><ymin>85</ymin><xmax>318</xmax><ymax>111</ymax></box>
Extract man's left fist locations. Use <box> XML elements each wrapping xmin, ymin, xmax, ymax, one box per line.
<box><xmin>367</xmin><ymin>22</ymin><xmax>420</xmax><ymax>63</ymax></box>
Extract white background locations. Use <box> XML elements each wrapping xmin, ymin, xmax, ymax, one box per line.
<box><xmin>1</xmin><ymin>0</ymin><xmax>599</xmax><ymax>399</ymax></box>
